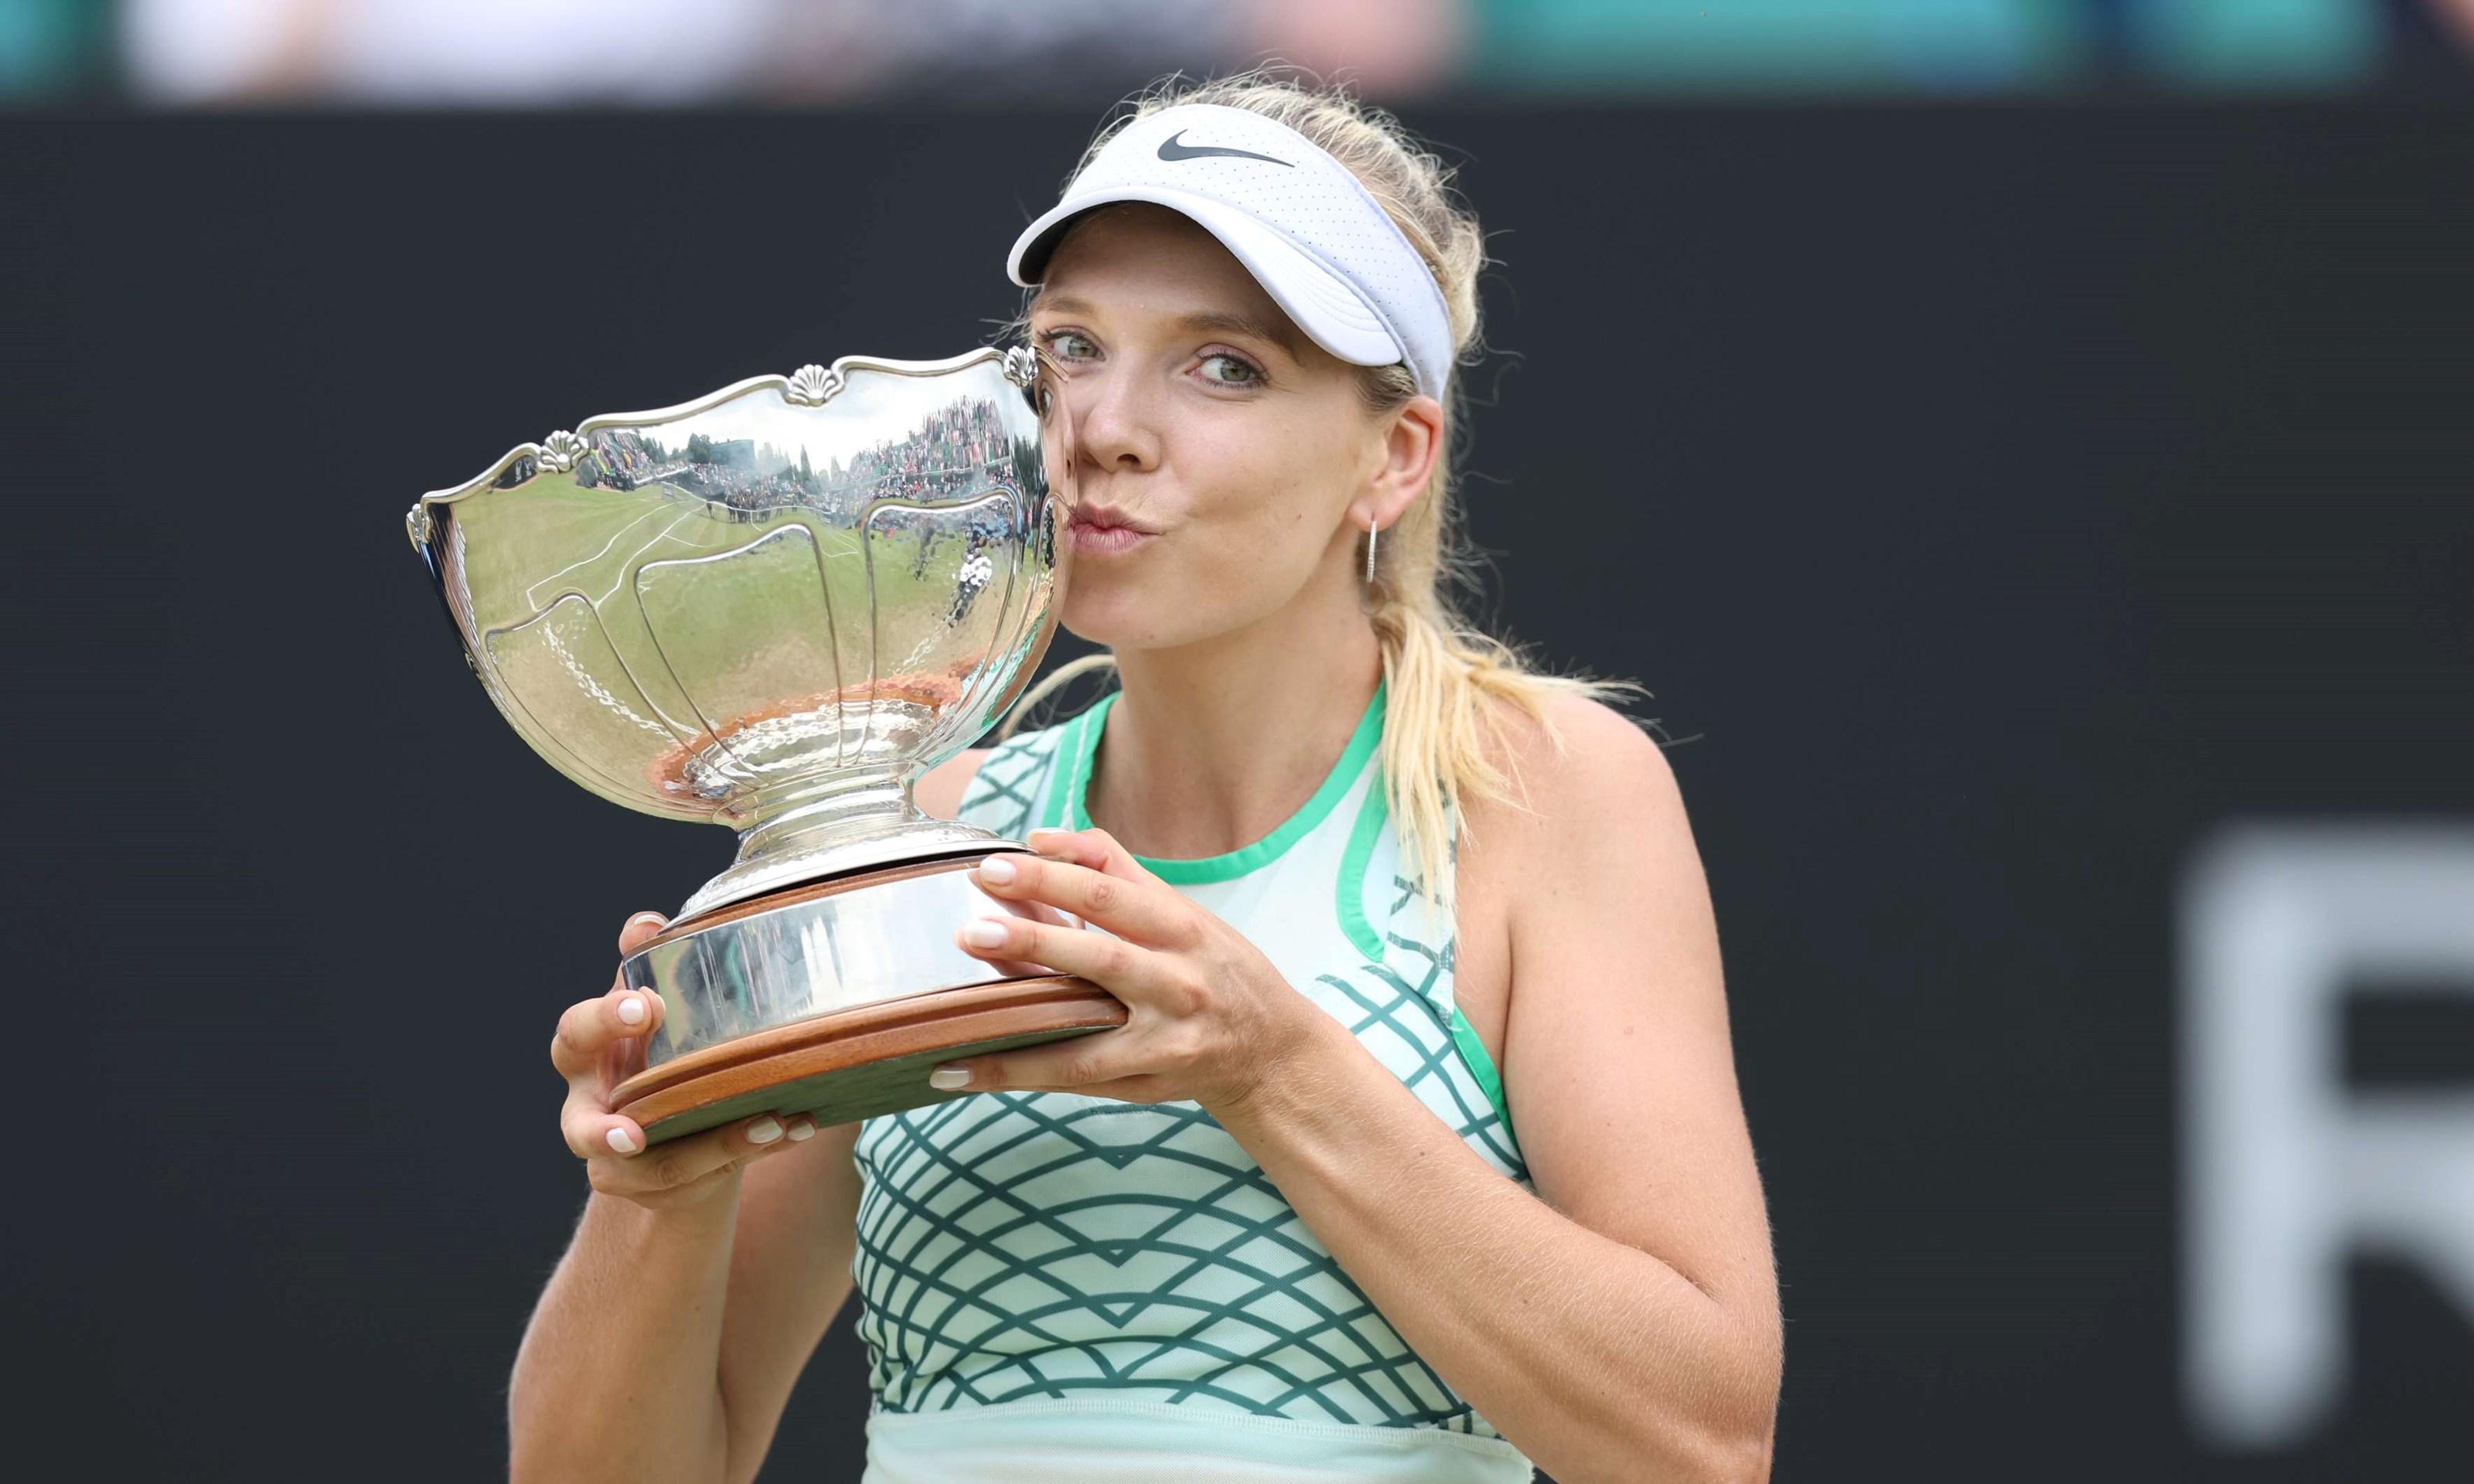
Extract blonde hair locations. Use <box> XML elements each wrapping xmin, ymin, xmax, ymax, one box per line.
<box><xmin>998</xmin><ymin>70</ymin><xmax>1651</xmax><ymax>910</ymax></box>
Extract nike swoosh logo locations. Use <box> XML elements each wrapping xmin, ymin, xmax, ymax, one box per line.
<box><xmin>1156</xmin><ymin>131</ymin><xmax>1294</xmax><ymax>168</ymax></box>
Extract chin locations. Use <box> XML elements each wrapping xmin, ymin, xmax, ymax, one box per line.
<box><xmin>1058</xmin><ymin>582</ymin><xmax>1189</xmax><ymax>652</ymax></box>
<box><xmin>1056</xmin><ymin>580</ymin><xmax>1132</xmax><ymax>643</ymax></box>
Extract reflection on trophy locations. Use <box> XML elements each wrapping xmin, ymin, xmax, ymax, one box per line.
<box><xmin>407</xmin><ymin>347</ymin><xmax>1123</xmax><ymax>1144</ymax></box>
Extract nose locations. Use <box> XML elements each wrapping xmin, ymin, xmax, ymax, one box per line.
<box><xmin>1068</xmin><ymin>361</ymin><xmax>1160</xmax><ymax>477</ymax></box>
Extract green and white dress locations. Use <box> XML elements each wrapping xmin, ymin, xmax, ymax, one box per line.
<box><xmin>853</xmin><ymin>679</ymin><xmax>1534</xmax><ymax>1482</ymax></box>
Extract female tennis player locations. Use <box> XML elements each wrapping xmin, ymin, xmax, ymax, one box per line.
<box><xmin>510</xmin><ymin>74</ymin><xmax>1781</xmax><ymax>1484</ymax></box>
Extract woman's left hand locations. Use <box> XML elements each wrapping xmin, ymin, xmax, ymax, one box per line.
<box><xmin>938</xmin><ymin>826</ymin><xmax>1320</xmax><ymax>1115</ymax></box>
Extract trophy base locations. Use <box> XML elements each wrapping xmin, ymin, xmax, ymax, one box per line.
<box><xmin>608</xmin><ymin>975</ymin><xmax>1125</xmax><ymax>1144</ymax></box>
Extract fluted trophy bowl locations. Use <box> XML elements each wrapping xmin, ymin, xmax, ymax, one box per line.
<box><xmin>409</xmin><ymin>346</ymin><xmax>1123</xmax><ymax>1142</ymax></box>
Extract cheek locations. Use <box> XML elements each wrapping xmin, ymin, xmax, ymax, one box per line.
<box><xmin>1180</xmin><ymin>459</ymin><xmax>1339</xmax><ymax>603</ymax></box>
<box><xmin>1185</xmin><ymin>410</ymin><xmax>1357</xmax><ymax>543</ymax></box>
<box><xmin>1063</xmin><ymin>405</ymin><xmax>1363</xmax><ymax>644</ymax></box>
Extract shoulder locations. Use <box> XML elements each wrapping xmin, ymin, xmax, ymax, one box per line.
<box><xmin>915</xmin><ymin>748</ymin><xmax>992</xmax><ymax>820</ymax></box>
<box><xmin>1464</xmin><ymin>690</ymin><xmax>1689</xmax><ymax>865</ymax></box>
<box><xmin>1460</xmin><ymin>689</ymin><xmax>1709</xmax><ymax>982</ymax></box>
<box><xmin>1468</xmin><ymin>696</ymin><xmax>1773</xmax><ymax>1368</ymax></box>
<box><xmin>1449</xmin><ymin>688</ymin><xmax>1724</xmax><ymax>1145</ymax></box>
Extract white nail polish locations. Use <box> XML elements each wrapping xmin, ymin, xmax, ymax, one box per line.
<box><xmin>961</xmin><ymin>917</ymin><xmax>1009</xmax><ymax>948</ymax></box>
<box><xmin>929</xmin><ymin>1067</ymin><xmax>972</xmax><ymax>1091</ymax></box>
<box><xmin>617</xmin><ymin>995</ymin><xmax>646</xmax><ymax>1026</ymax></box>
<box><xmin>977</xmin><ymin>855</ymin><xmax>1017</xmax><ymax>883</ymax></box>
<box><xmin>606</xmin><ymin>1127</ymin><xmax>638</xmax><ymax>1155</ymax></box>
<box><xmin>787</xmin><ymin>1121</ymin><xmax>816</xmax><ymax>1142</ymax></box>
<box><xmin>747</xmin><ymin>1116</ymin><xmax>783</xmax><ymax>1145</ymax></box>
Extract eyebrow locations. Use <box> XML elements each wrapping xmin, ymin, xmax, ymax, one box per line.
<box><xmin>1178</xmin><ymin>308</ymin><xmax>1306</xmax><ymax>359</ymax></box>
<box><xmin>1030</xmin><ymin>292</ymin><xmax>1305</xmax><ymax>360</ymax></box>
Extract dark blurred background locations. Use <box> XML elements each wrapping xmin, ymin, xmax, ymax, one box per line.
<box><xmin>2</xmin><ymin>3</ymin><xmax>2470</xmax><ymax>1480</ymax></box>
<box><xmin>2</xmin><ymin>0</ymin><xmax>2472</xmax><ymax>102</ymax></box>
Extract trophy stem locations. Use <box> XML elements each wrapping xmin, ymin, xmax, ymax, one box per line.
<box><xmin>673</xmin><ymin>763</ymin><xmax>1010</xmax><ymax>921</ymax></box>
<box><xmin>738</xmin><ymin>764</ymin><xmax>915</xmax><ymax>860</ymax></box>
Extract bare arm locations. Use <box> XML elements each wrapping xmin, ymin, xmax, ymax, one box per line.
<box><xmin>915</xmin><ymin>747</ymin><xmax>990</xmax><ymax>820</ymax></box>
<box><xmin>507</xmin><ymin>917</ymin><xmax>856</xmax><ymax>1484</ymax></box>
<box><xmin>1222</xmin><ymin>699</ymin><xmax>1780</xmax><ymax>1480</ymax></box>
<box><xmin>509</xmin><ymin>749</ymin><xmax>989</xmax><ymax>1483</ymax></box>
<box><xmin>510</xmin><ymin>1133</ymin><xmax>860</xmax><ymax>1484</ymax></box>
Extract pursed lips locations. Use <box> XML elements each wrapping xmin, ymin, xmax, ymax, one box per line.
<box><xmin>1068</xmin><ymin>505</ymin><xmax>1160</xmax><ymax>536</ymax></box>
<box><xmin>1065</xmin><ymin>504</ymin><xmax>1161</xmax><ymax>554</ymax></box>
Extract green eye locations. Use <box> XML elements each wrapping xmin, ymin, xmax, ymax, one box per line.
<box><xmin>1200</xmin><ymin>354</ymin><xmax>1261</xmax><ymax>386</ymax></box>
<box><xmin>1045</xmin><ymin>331</ymin><xmax>1098</xmax><ymax>360</ymax></box>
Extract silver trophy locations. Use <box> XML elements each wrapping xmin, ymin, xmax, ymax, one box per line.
<box><xmin>408</xmin><ymin>346</ymin><xmax>1121</xmax><ymax>1143</ymax></box>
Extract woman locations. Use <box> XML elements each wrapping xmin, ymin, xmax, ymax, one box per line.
<box><xmin>513</xmin><ymin>75</ymin><xmax>1781</xmax><ymax>1484</ymax></box>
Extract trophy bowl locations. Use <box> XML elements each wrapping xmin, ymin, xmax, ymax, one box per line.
<box><xmin>408</xmin><ymin>345</ymin><xmax>1123</xmax><ymax>1144</ymax></box>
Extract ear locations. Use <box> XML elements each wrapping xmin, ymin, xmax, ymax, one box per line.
<box><xmin>1355</xmin><ymin>393</ymin><xmax>1444</xmax><ymax>533</ymax></box>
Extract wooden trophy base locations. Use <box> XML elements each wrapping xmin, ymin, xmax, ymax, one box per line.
<box><xmin>608</xmin><ymin>976</ymin><xmax>1126</xmax><ymax>1145</ymax></box>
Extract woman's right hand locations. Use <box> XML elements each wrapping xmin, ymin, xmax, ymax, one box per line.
<box><xmin>552</xmin><ymin>910</ymin><xmax>818</xmax><ymax>1211</ymax></box>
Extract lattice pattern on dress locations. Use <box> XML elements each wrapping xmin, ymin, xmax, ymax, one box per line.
<box><xmin>959</xmin><ymin>729</ymin><xmax>1051</xmax><ymax>841</ymax></box>
<box><xmin>1325</xmin><ymin>961</ymin><xmax>1522</xmax><ymax>1173</ymax></box>
<box><xmin>849</xmin><ymin>718</ymin><xmax>1525</xmax><ymax>1436</ymax></box>
<box><xmin>854</xmin><ymin>1089</ymin><xmax>1494</xmax><ymax>1429</ymax></box>
<box><xmin>1367</xmin><ymin>810</ymin><xmax>1522</xmax><ymax>1173</ymax></box>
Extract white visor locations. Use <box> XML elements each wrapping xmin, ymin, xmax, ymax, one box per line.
<box><xmin>1007</xmin><ymin>103</ymin><xmax>1454</xmax><ymax>403</ymax></box>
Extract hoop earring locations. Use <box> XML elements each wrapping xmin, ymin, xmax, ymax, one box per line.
<box><xmin>1364</xmin><ymin>521</ymin><xmax>1379</xmax><ymax>587</ymax></box>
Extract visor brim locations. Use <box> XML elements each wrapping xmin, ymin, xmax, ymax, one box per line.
<box><xmin>1007</xmin><ymin>187</ymin><xmax>1408</xmax><ymax>372</ymax></box>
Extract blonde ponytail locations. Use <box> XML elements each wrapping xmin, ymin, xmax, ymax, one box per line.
<box><xmin>998</xmin><ymin>69</ymin><xmax>1652</xmax><ymax>911</ymax></box>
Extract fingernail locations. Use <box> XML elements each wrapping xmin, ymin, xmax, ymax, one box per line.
<box><xmin>747</xmin><ymin>1116</ymin><xmax>783</xmax><ymax>1145</ymax></box>
<box><xmin>606</xmin><ymin>1126</ymin><xmax>638</xmax><ymax>1155</ymax></box>
<box><xmin>617</xmin><ymin>995</ymin><xmax>646</xmax><ymax>1026</ymax></box>
<box><xmin>929</xmin><ymin>1067</ymin><xmax>972</xmax><ymax>1091</ymax></box>
<box><xmin>976</xmin><ymin>855</ymin><xmax>1017</xmax><ymax>883</ymax></box>
<box><xmin>787</xmin><ymin>1120</ymin><xmax>816</xmax><ymax>1142</ymax></box>
<box><xmin>960</xmin><ymin>917</ymin><xmax>1009</xmax><ymax>948</ymax></box>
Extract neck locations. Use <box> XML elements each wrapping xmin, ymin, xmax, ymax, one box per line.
<box><xmin>1092</xmin><ymin>574</ymin><xmax>1384</xmax><ymax>862</ymax></box>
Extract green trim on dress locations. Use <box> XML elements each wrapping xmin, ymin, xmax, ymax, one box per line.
<box><xmin>1449</xmin><ymin>1006</ymin><xmax>1515</xmax><ymax>1148</ymax></box>
<box><xmin>1336</xmin><ymin>773</ymin><xmax>1391</xmax><ymax>963</ymax></box>
<box><xmin>1333</xmin><ymin>756</ymin><xmax>1515</xmax><ymax>1142</ymax></box>
<box><xmin>1037</xmin><ymin>705</ymin><xmax>1090</xmax><ymax>832</ymax></box>
<box><xmin>1067</xmin><ymin>679</ymin><xmax>1389</xmax><ymax>885</ymax></box>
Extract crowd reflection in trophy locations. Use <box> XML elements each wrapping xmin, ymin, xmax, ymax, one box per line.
<box><xmin>574</xmin><ymin>395</ymin><xmax>1014</xmax><ymax>522</ymax></box>
<box><xmin>563</xmin><ymin>391</ymin><xmax>1027</xmax><ymax>638</ymax></box>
